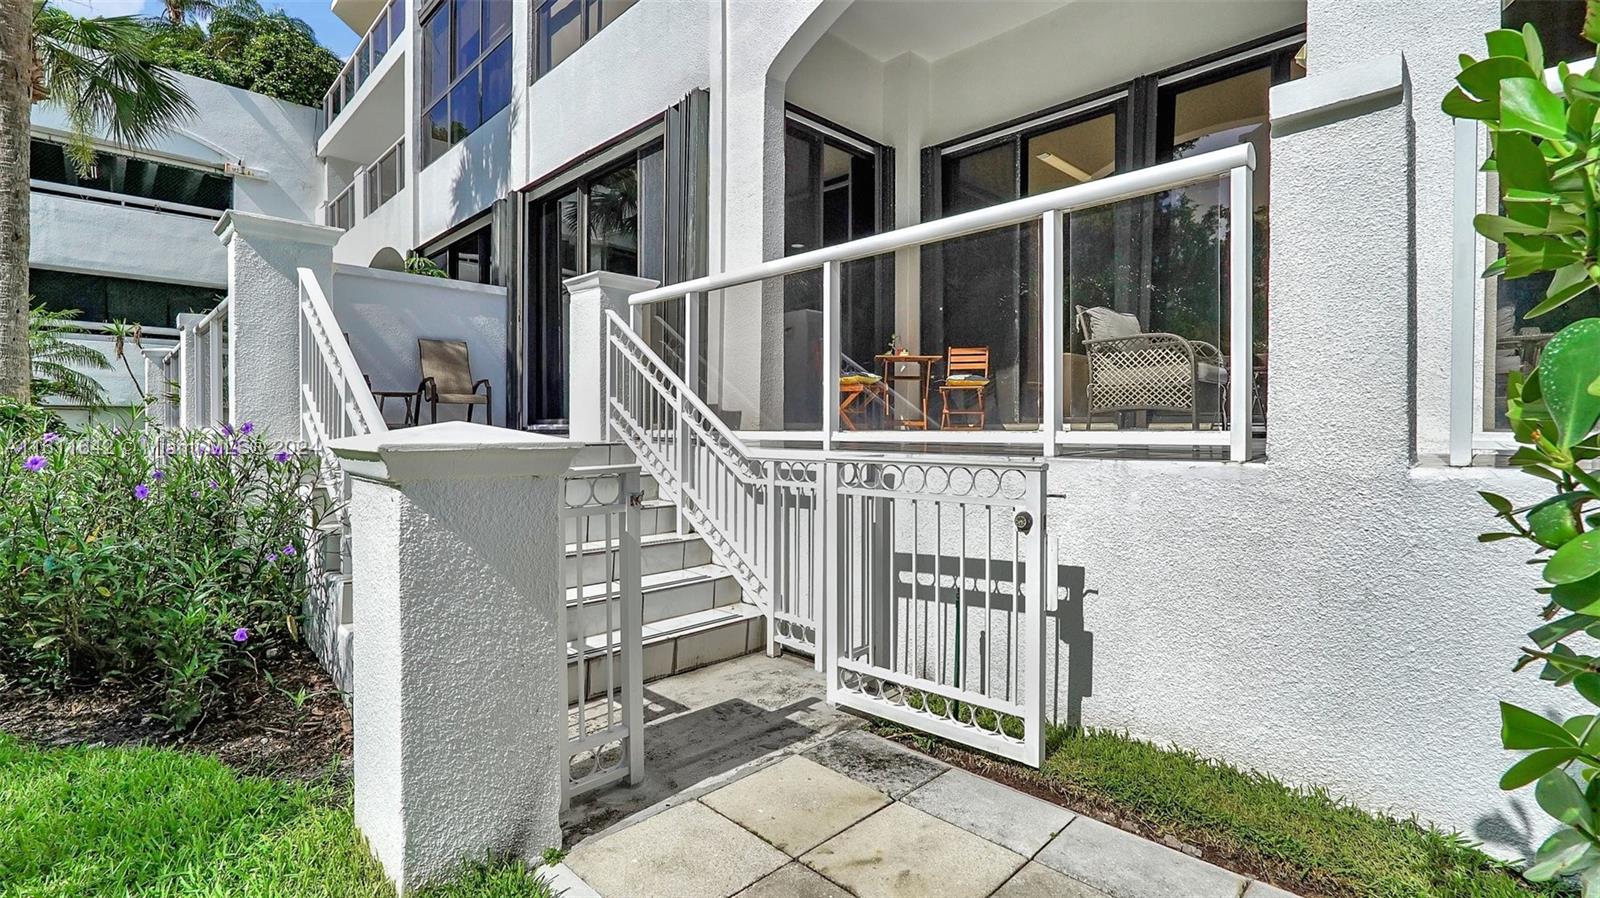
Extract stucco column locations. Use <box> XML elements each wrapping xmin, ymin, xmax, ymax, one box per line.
<box><xmin>175</xmin><ymin>312</ymin><xmax>205</xmax><ymax>428</ymax></box>
<box><xmin>214</xmin><ymin>211</ymin><xmax>342</xmax><ymax>441</ymax></box>
<box><xmin>330</xmin><ymin>422</ymin><xmax>582</xmax><ymax>895</ymax></box>
<box><xmin>1267</xmin><ymin>53</ymin><xmax>1412</xmax><ymax>470</ymax></box>
<box><xmin>564</xmin><ymin>271</ymin><xmax>658</xmax><ymax>443</ymax></box>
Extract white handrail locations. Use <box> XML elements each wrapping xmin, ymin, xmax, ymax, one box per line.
<box><xmin>632</xmin><ymin>143</ymin><xmax>1254</xmax><ymax>306</ymax></box>
<box><xmin>195</xmin><ymin>297</ymin><xmax>230</xmax><ymax>334</ymax></box>
<box><xmin>298</xmin><ymin>267</ymin><xmax>386</xmax><ymax>438</ymax></box>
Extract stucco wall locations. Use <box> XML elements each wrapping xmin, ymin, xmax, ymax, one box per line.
<box><xmin>30</xmin><ymin>194</ymin><xmax>226</xmax><ymax>289</ymax></box>
<box><xmin>327</xmin><ymin>265</ymin><xmax>509</xmax><ymax>427</ymax></box>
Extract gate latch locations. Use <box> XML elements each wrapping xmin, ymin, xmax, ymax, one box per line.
<box><xmin>1014</xmin><ymin>510</ymin><xmax>1033</xmax><ymax>534</ymax></box>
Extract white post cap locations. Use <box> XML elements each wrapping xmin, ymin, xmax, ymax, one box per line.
<box><xmin>329</xmin><ymin>422</ymin><xmax>584</xmax><ymax>484</ymax></box>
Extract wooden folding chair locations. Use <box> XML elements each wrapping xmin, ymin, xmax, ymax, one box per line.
<box><xmin>938</xmin><ymin>346</ymin><xmax>991</xmax><ymax>430</ymax></box>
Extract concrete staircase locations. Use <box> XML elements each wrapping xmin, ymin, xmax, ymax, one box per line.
<box><xmin>304</xmin><ymin>442</ymin><xmax>767</xmax><ymax>700</ymax></box>
<box><xmin>564</xmin><ymin>443</ymin><xmax>766</xmax><ymax>703</ymax></box>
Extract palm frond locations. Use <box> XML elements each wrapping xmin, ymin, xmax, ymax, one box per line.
<box><xmin>33</xmin><ymin>1</ymin><xmax>196</xmax><ymax>172</ymax></box>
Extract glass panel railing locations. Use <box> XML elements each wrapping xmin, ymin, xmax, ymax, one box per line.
<box><xmin>323</xmin><ymin>0</ymin><xmax>406</xmax><ymax>132</ymax></box>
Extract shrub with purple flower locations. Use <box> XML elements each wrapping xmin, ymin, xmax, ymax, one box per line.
<box><xmin>0</xmin><ymin>417</ymin><xmax>327</xmax><ymax>728</ymax></box>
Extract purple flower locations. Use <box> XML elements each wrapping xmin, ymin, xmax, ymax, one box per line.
<box><xmin>190</xmin><ymin>490</ymin><xmax>200</xmax><ymax>498</ymax></box>
<box><xmin>207</xmin><ymin>479</ymin><xmax>218</xmax><ymax>489</ymax></box>
<box><xmin>208</xmin><ymin>444</ymin><xmax>223</xmax><ymax>457</ymax></box>
<box><xmin>232</xmin><ymin>627</ymin><xmax>249</xmax><ymax>644</ymax></box>
<box><xmin>23</xmin><ymin>455</ymin><xmax>46</xmax><ymax>473</ymax></box>
<box><xmin>133</xmin><ymin>484</ymin><xmax>150</xmax><ymax>501</ymax></box>
<box><xmin>272</xmin><ymin>450</ymin><xmax>291</xmax><ymax>463</ymax></box>
<box><xmin>41</xmin><ymin>432</ymin><xmax>59</xmax><ymax>445</ymax></box>
<box><xmin>281</xmin><ymin>544</ymin><xmax>297</xmax><ymax>557</ymax></box>
<box><xmin>151</xmin><ymin>470</ymin><xmax>165</xmax><ymax>481</ymax></box>
<box><xmin>264</xmin><ymin>550</ymin><xmax>278</xmax><ymax>564</ymax></box>
<box><xmin>221</xmin><ymin>424</ymin><xmax>233</xmax><ymax>437</ymax></box>
<box><xmin>240</xmin><ymin>422</ymin><xmax>254</xmax><ymax>435</ymax></box>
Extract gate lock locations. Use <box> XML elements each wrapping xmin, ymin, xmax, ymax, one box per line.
<box><xmin>1014</xmin><ymin>510</ymin><xmax>1033</xmax><ymax>534</ymax></box>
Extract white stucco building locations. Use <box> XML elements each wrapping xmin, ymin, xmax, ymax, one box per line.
<box><xmin>56</xmin><ymin>0</ymin><xmax>1600</xmax><ymax>866</ymax></box>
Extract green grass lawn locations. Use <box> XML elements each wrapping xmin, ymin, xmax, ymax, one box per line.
<box><xmin>881</xmin><ymin>723</ymin><xmax>1569</xmax><ymax>898</ymax></box>
<box><xmin>0</xmin><ymin>734</ymin><xmax>554</xmax><ymax>898</ymax></box>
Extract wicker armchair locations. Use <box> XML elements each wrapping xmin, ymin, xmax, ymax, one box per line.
<box><xmin>1074</xmin><ymin>306</ymin><xmax>1225</xmax><ymax>430</ymax></box>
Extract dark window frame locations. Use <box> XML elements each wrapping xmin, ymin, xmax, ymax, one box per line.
<box><xmin>28</xmin><ymin>137</ymin><xmax>234</xmax><ymax>217</ymax></box>
<box><xmin>420</xmin><ymin>0</ymin><xmax>514</xmax><ymax>169</ymax></box>
<box><xmin>532</xmin><ymin>0</ymin><xmax>638</xmax><ymax>81</ymax></box>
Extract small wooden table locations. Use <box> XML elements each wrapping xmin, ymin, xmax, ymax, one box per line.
<box><xmin>371</xmin><ymin>389</ymin><xmax>419</xmax><ymax>426</ymax></box>
<box><xmin>876</xmin><ymin>353</ymin><xmax>942</xmax><ymax>430</ymax></box>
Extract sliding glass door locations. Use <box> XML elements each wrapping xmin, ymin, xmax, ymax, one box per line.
<box><xmin>926</xmin><ymin>31</ymin><xmax>1300</xmax><ymax>433</ymax></box>
<box><xmin>524</xmin><ymin>143</ymin><xmax>665</xmax><ymax>427</ymax></box>
<box><xmin>780</xmin><ymin>112</ymin><xmax>892</xmax><ymax>429</ymax></box>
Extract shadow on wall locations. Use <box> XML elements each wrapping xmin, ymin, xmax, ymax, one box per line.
<box><xmin>369</xmin><ymin>247</ymin><xmax>405</xmax><ymax>271</ymax></box>
<box><xmin>877</xmin><ymin>550</ymin><xmax>1094</xmax><ymax>730</ymax></box>
<box><xmin>446</xmin><ymin>102</ymin><xmax>520</xmax><ymax>228</ymax></box>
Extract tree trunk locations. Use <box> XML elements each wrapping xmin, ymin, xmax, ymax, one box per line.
<box><xmin>0</xmin><ymin>0</ymin><xmax>31</xmax><ymax>403</ymax></box>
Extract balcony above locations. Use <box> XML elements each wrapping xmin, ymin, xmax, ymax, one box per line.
<box><xmin>319</xmin><ymin>39</ymin><xmax>405</xmax><ymax>164</ymax></box>
<box><xmin>332</xmin><ymin>0</ymin><xmax>388</xmax><ymax>34</ymax></box>
<box><xmin>320</xmin><ymin>0</ymin><xmax>405</xmax><ymax>149</ymax></box>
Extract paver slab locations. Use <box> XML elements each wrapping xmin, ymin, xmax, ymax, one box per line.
<box><xmin>1033</xmin><ymin>814</ymin><xmax>1246</xmax><ymax>898</ymax></box>
<box><xmin>735</xmin><ymin>863</ymin><xmax>853</xmax><ymax>898</ymax></box>
<box><xmin>702</xmin><ymin>755</ymin><xmax>890</xmax><ymax>854</ymax></box>
<box><xmin>803</xmin><ymin>729</ymin><xmax>947</xmax><ymax>799</ymax></box>
<box><xmin>902</xmin><ymin>768</ymin><xmax>1077</xmax><ymax>856</ymax></box>
<box><xmin>567</xmin><ymin>800</ymin><xmax>787</xmax><ymax>898</ymax></box>
<box><xmin>801</xmin><ymin>801</ymin><xmax>1025</xmax><ymax>898</ymax></box>
<box><xmin>992</xmin><ymin>862</ymin><xmax>1115</xmax><ymax>898</ymax></box>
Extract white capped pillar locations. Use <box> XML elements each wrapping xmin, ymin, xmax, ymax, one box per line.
<box><xmin>329</xmin><ymin>422</ymin><xmax>583</xmax><ymax>894</ymax></box>
<box><xmin>564</xmin><ymin>271</ymin><xmax>659</xmax><ymax>444</ymax></box>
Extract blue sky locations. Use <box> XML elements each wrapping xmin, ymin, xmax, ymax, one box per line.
<box><xmin>58</xmin><ymin>0</ymin><xmax>360</xmax><ymax>57</ymax></box>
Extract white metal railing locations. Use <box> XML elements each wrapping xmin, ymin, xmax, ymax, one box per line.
<box><xmin>631</xmin><ymin>143</ymin><xmax>1257</xmax><ymax>462</ymax></box>
<box><xmin>323</xmin><ymin>0</ymin><xmax>406</xmax><ymax>131</ymax></box>
<box><xmin>560</xmin><ymin>464</ymin><xmax>645</xmax><ymax>804</ymax></box>
<box><xmin>153</xmin><ymin>345</ymin><xmax>181</xmax><ymax>428</ymax></box>
<box><xmin>298</xmin><ymin>268</ymin><xmax>388</xmax><ymax>482</ymax></box>
<box><xmin>30</xmin><ymin>180</ymin><xmax>226</xmax><ymax>220</ymax></box>
<box><xmin>179</xmin><ymin>298</ymin><xmax>229</xmax><ymax>428</ymax></box>
<box><xmin>606</xmin><ymin>312</ymin><xmax>788</xmax><ymax>610</ymax></box>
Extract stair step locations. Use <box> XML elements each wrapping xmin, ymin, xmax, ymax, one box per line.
<box><xmin>565</xmin><ymin>603</ymin><xmax>764</xmax><ymax>702</ymax></box>
<box><xmin>565</xmin><ymin>531</ymin><xmax>712</xmax><ymax>582</ymax></box>
<box><xmin>564</xmin><ymin>563</ymin><xmax>744</xmax><ymax>640</ymax></box>
<box><xmin>562</xmin><ymin>498</ymin><xmax>682</xmax><ymax>542</ymax></box>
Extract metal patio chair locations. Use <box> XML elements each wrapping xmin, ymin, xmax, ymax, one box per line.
<box><xmin>417</xmin><ymin>338</ymin><xmax>492</xmax><ymax>425</ymax></box>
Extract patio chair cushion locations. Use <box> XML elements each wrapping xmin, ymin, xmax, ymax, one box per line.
<box><xmin>840</xmin><ymin>374</ymin><xmax>882</xmax><ymax>385</ymax></box>
<box><xmin>944</xmin><ymin>374</ymin><xmax>990</xmax><ymax>385</ymax></box>
<box><xmin>1081</xmin><ymin>307</ymin><xmax>1142</xmax><ymax>340</ymax></box>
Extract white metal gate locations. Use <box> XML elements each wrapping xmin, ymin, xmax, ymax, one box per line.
<box><xmin>559</xmin><ymin>464</ymin><xmax>645</xmax><ymax>805</ymax></box>
<box><xmin>825</xmin><ymin>458</ymin><xmax>1051</xmax><ymax>766</ymax></box>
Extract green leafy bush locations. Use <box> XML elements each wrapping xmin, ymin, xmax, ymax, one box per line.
<box><xmin>0</xmin><ymin>418</ymin><xmax>327</xmax><ymax>728</ymax></box>
<box><xmin>1448</xmin><ymin>15</ymin><xmax>1600</xmax><ymax>893</ymax></box>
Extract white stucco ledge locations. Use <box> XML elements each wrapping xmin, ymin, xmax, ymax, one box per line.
<box><xmin>1271</xmin><ymin>52</ymin><xmax>1407</xmax><ymax>137</ymax></box>
<box><xmin>563</xmin><ymin>270</ymin><xmax>661</xmax><ymax>297</ymax></box>
<box><xmin>214</xmin><ymin>209</ymin><xmax>344</xmax><ymax>247</ymax></box>
<box><xmin>329</xmin><ymin>422</ymin><xmax>584</xmax><ymax>485</ymax></box>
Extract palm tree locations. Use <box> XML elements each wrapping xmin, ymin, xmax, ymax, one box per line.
<box><xmin>157</xmin><ymin>0</ymin><xmax>216</xmax><ymax>27</ymax></box>
<box><xmin>0</xmin><ymin>1</ymin><xmax>194</xmax><ymax>402</ymax></box>
<box><xmin>29</xmin><ymin>303</ymin><xmax>109</xmax><ymax>407</ymax></box>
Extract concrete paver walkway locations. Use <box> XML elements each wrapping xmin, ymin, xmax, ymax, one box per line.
<box><xmin>565</xmin><ymin>717</ymin><xmax>1301</xmax><ymax>898</ymax></box>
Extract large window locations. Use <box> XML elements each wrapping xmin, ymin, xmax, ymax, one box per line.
<box><xmin>365</xmin><ymin>138</ymin><xmax>406</xmax><ymax>215</ymax></box>
<box><xmin>533</xmin><ymin>0</ymin><xmax>637</xmax><ymax>79</ymax></box>
<box><xmin>925</xmin><ymin>31</ymin><xmax>1301</xmax><ymax>432</ymax></box>
<box><xmin>30</xmin><ymin>138</ymin><xmax>232</xmax><ymax>216</ymax></box>
<box><xmin>30</xmin><ymin>269</ymin><xmax>221</xmax><ymax>328</ymax></box>
<box><xmin>525</xmin><ymin>143</ymin><xmax>665</xmax><ymax>425</ymax></box>
<box><xmin>421</xmin><ymin>0</ymin><xmax>513</xmax><ymax>168</ymax></box>
<box><xmin>426</xmin><ymin>223</ymin><xmax>494</xmax><ymax>284</ymax></box>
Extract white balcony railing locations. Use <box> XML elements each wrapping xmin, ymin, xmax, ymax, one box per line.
<box><xmin>322</xmin><ymin>0</ymin><xmax>406</xmax><ymax>131</ymax></box>
<box><xmin>629</xmin><ymin>143</ymin><xmax>1258</xmax><ymax>461</ymax></box>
